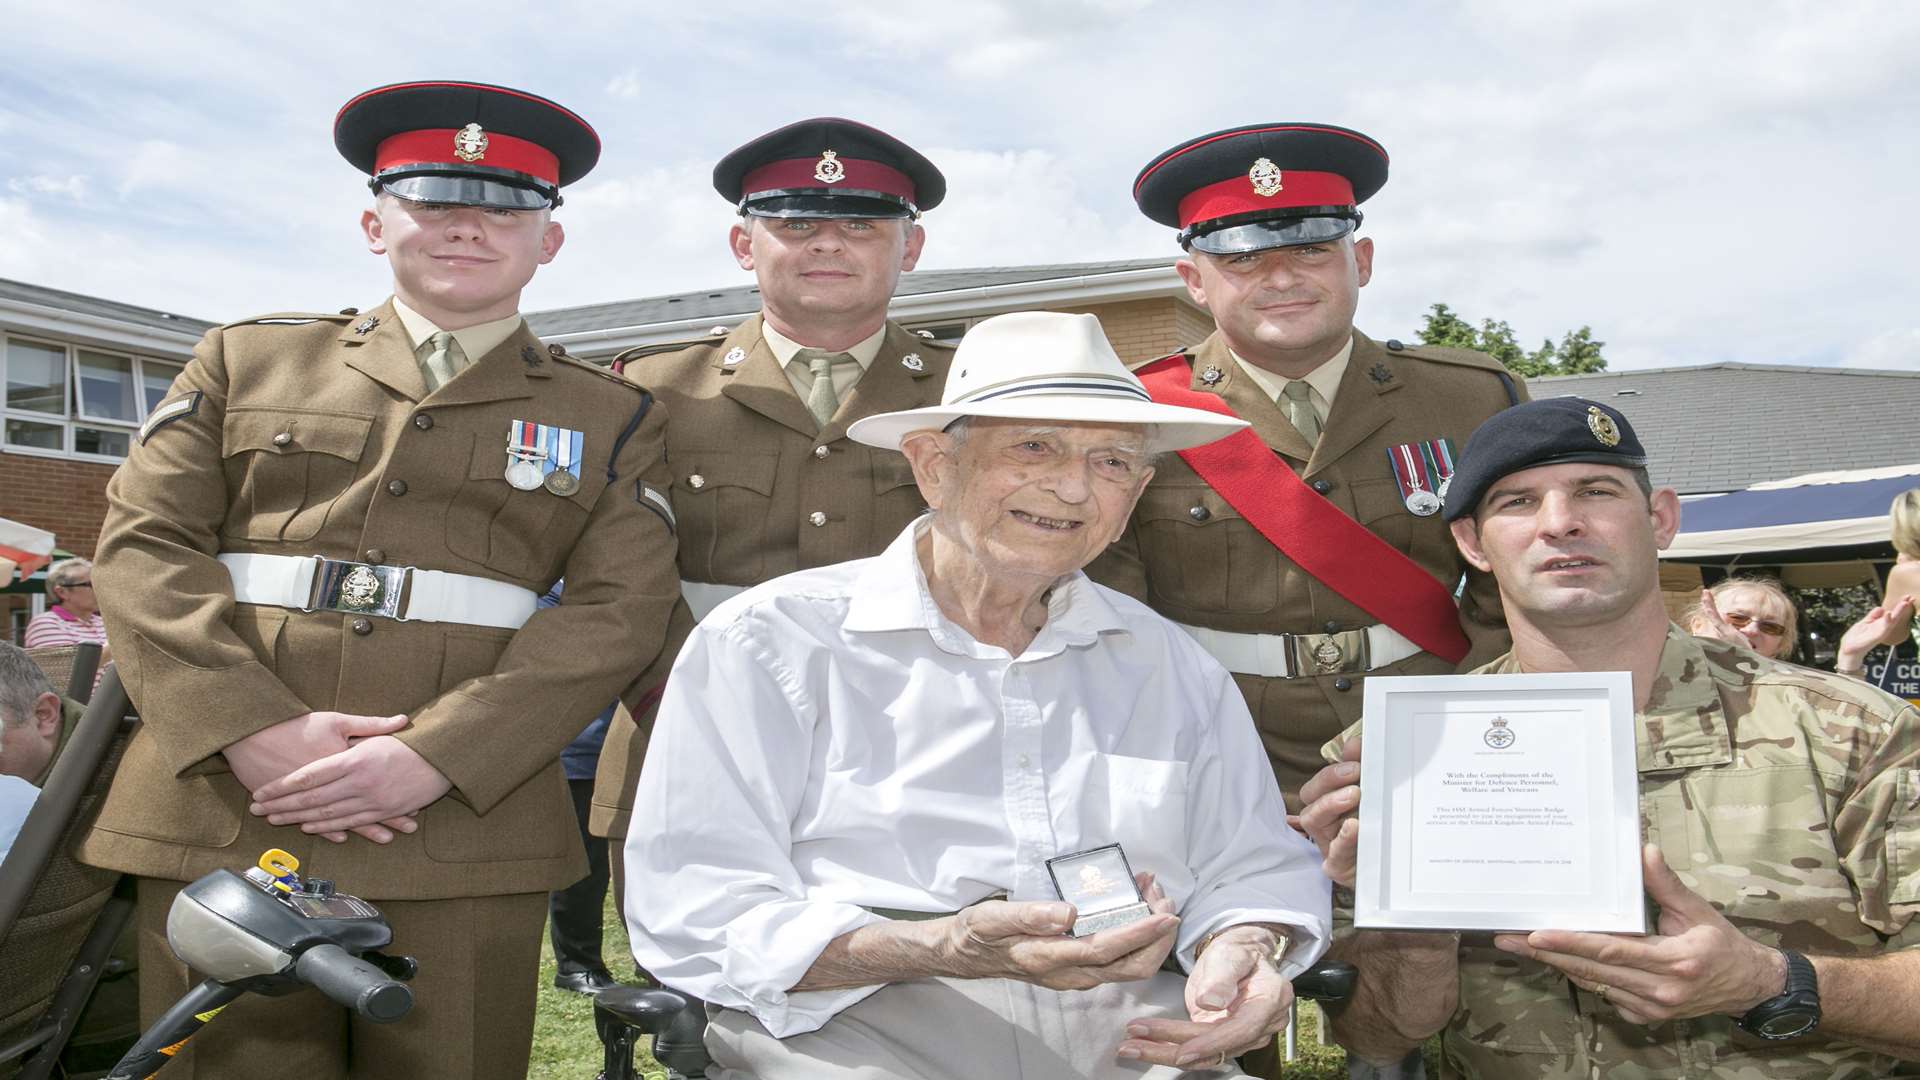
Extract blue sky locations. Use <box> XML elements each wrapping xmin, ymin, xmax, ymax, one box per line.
<box><xmin>4</xmin><ymin>0</ymin><xmax>1917</xmax><ymax>371</ymax></box>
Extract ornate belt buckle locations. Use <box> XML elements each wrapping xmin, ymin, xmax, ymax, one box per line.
<box><xmin>309</xmin><ymin>557</ymin><xmax>408</xmax><ymax>620</ymax></box>
<box><xmin>1311</xmin><ymin>636</ymin><xmax>1345</xmax><ymax>674</ymax></box>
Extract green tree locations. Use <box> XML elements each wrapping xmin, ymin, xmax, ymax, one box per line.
<box><xmin>1415</xmin><ymin>303</ymin><xmax>1608</xmax><ymax>376</ymax></box>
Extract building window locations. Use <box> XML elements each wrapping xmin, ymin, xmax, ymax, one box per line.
<box><xmin>2</xmin><ymin>334</ymin><xmax>185</xmax><ymax>462</ymax></box>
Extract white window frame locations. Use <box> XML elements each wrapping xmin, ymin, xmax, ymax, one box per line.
<box><xmin>2</xmin><ymin>332</ymin><xmax>185</xmax><ymax>463</ymax></box>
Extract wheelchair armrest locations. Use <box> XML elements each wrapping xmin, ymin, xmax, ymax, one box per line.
<box><xmin>1293</xmin><ymin>959</ymin><xmax>1357</xmax><ymax>1003</ymax></box>
<box><xmin>594</xmin><ymin>986</ymin><xmax>710</xmax><ymax>1075</ymax></box>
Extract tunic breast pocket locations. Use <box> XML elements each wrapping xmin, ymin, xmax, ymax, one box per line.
<box><xmin>1348</xmin><ymin>477</ymin><xmax>1412</xmax><ymax>552</ymax></box>
<box><xmin>1132</xmin><ymin>485</ymin><xmax>1270</xmax><ymax>614</ymax></box>
<box><xmin>444</xmin><ymin>431</ymin><xmax>595</xmax><ymax>580</ymax></box>
<box><xmin>221</xmin><ymin>408</ymin><xmax>373</xmax><ymax>542</ymax></box>
<box><xmin>671</xmin><ymin>450</ymin><xmax>778</xmax><ymax>582</ymax></box>
<box><xmin>867</xmin><ymin>453</ymin><xmax>926</xmax><ymax>547</ymax></box>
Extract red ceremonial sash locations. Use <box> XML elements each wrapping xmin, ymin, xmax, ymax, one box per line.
<box><xmin>1137</xmin><ymin>356</ymin><xmax>1471</xmax><ymax>665</ymax></box>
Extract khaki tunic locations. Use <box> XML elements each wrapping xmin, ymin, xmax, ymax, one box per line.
<box><xmin>1087</xmin><ymin>330</ymin><xmax>1524</xmax><ymax>808</ymax></box>
<box><xmin>590</xmin><ymin>315</ymin><xmax>955</xmax><ymax>836</ymax></box>
<box><xmin>1328</xmin><ymin>628</ymin><xmax>1920</xmax><ymax>1079</ymax></box>
<box><xmin>79</xmin><ymin>300</ymin><xmax>682</xmax><ymax>899</ymax></box>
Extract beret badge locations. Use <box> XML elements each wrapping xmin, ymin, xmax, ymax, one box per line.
<box><xmin>1586</xmin><ymin>406</ymin><xmax>1622</xmax><ymax>448</ymax></box>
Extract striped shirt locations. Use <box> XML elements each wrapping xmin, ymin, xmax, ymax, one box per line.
<box><xmin>23</xmin><ymin>606</ymin><xmax>108</xmax><ymax>649</ymax></box>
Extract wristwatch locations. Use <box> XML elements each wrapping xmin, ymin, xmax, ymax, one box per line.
<box><xmin>1736</xmin><ymin>948</ymin><xmax>1820</xmax><ymax>1041</ymax></box>
<box><xmin>1196</xmin><ymin>925</ymin><xmax>1289</xmax><ymax>967</ymax></box>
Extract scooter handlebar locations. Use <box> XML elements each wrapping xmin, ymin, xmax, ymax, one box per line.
<box><xmin>294</xmin><ymin>943</ymin><xmax>414</xmax><ymax>1023</ymax></box>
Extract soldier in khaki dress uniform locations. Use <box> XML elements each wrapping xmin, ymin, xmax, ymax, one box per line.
<box><xmin>1090</xmin><ymin>123</ymin><xmax>1526</xmax><ymax>814</ymax></box>
<box><xmin>590</xmin><ymin>119</ymin><xmax>956</xmax><ymax>860</ymax></box>
<box><xmin>80</xmin><ymin>82</ymin><xmax>681</xmax><ymax>1079</ymax></box>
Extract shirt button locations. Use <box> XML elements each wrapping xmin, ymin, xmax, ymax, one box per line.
<box><xmin>808</xmin><ymin>511</ymin><xmax>828</xmax><ymax>527</ymax></box>
<box><xmin>350</xmin><ymin>618</ymin><xmax>373</xmax><ymax>636</ymax></box>
<box><xmin>1188</xmin><ymin>505</ymin><xmax>1211</xmax><ymax>521</ymax></box>
<box><xmin>364</xmin><ymin>549</ymin><xmax>385</xmax><ymax>565</ymax></box>
<box><xmin>1312</xmin><ymin>479</ymin><xmax>1334</xmax><ymax>494</ymax></box>
<box><xmin>813</xmin><ymin>445</ymin><xmax>830</xmax><ymax>459</ymax></box>
<box><xmin>387</xmin><ymin>479</ymin><xmax>408</xmax><ymax>497</ymax></box>
<box><xmin>413</xmin><ymin>413</ymin><xmax>434</xmax><ymax>430</ymax></box>
<box><xmin>1333</xmin><ymin>677</ymin><xmax>1353</xmax><ymax>692</ymax></box>
<box><xmin>271</xmin><ymin>432</ymin><xmax>292</xmax><ymax>447</ymax></box>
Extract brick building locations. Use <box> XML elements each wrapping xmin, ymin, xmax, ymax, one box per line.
<box><xmin>2</xmin><ymin>260</ymin><xmax>1210</xmax><ymax>640</ymax></box>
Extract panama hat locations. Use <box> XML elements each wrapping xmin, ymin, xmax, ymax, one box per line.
<box><xmin>847</xmin><ymin>312</ymin><xmax>1247</xmax><ymax>452</ymax></box>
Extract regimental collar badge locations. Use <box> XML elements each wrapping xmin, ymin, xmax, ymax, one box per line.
<box><xmin>352</xmin><ymin>316</ymin><xmax>380</xmax><ymax>336</ymax></box>
<box><xmin>901</xmin><ymin>352</ymin><xmax>925</xmax><ymax>373</ymax></box>
<box><xmin>814</xmin><ymin>149</ymin><xmax>846</xmax><ymax>184</ymax></box>
<box><xmin>521</xmin><ymin>345</ymin><xmax>544</xmax><ymax>369</ymax></box>
<box><xmin>1199</xmin><ymin>364</ymin><xmax>1224</xmax><ymax>386</ymax></box>
<box><xmin>1249</xmin><ymin>157</ymin><xmax>1283</xmax><ymax>198</ymax></box>
<box><xmin>454</xmin><ymin>122</ymin><xmax>489</xmax><ymax>163</ymax></box>
<box><xmin>722</xmin><ymin>346</ymin><xmax>747</xmax><ymax>367</ymax></box>
<box><xmin>1367</xmin><ymin>361</ymin><xmax>1394</xmax><ymax>385</ymax></box>
<box><xmin>1587</xmin><ymin>405</ymin><xmax>1622</xmax><ymax>447</ymax></box>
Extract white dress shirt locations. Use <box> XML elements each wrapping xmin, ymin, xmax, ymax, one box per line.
<box><xmin>625</xmin><ymin>517</ymin><xmax>1332</xmax><ymax>1037</ymax></box>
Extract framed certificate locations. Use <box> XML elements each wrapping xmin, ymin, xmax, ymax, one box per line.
<box><xmin>1355</xmin><ymin>672</ymin><xmax>1644</xmax><ymax>933</ymax></box>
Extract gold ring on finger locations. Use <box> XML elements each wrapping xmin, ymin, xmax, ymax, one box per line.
<box><xmin>1594</xmin><ymin>983</ymin><xmax>1611</xmax><ymax>1003</ymax></box>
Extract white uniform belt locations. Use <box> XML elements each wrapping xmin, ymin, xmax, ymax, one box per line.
<box><xmin>681</xmin><ymin>579</ymin><xmax>748</xmax><ymax>621</ymax></box>
<box><xmin>218</xmin><ymin>553</ymin><xmax>539</xmax><ymax>630</ymax></box>
<box><xmin>1175</xmin><ymin>621</ymin><xmax>1423</xmax><ymax>679</ymax></box>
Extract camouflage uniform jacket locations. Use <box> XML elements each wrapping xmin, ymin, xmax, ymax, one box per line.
<box><xmin>1350</xmin><ymin>626</ymin><xmax>1920</xmax><ymax>1078</ymax></box>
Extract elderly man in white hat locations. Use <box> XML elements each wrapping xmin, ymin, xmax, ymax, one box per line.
<box><xmin>625</xmin><ymin>311</ymin><xmax>1332</xmax><ymax>1078</ymax></box>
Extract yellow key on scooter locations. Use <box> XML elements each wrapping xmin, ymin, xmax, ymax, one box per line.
<box><xmin>257</xmin><ymin>848</ymin><xmax>300</xmax><ymax>893</ymax></box>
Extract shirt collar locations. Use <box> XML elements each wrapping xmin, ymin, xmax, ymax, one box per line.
<box><xmin>391</xmin><ymin>297</ymin><xmax>525</xmax><ymax>364</ymax></box>
<box><xmin>1228</xmin><ymin>336</ymin><xmax>1354</xmax><ymax>411</ymax></box>
<box><xmin>845</xmin><ymin>517</ymin><xmax>1127</xmax><ymax>655</ymax></box>
<box><xmin>761</xmin><ymin>319</ymin><xmax>886</xmax><ymax>371</ymax></box>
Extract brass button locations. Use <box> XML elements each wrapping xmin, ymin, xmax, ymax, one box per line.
<box><xmin>271</xmin><ymin>432</ymin><xmax>292</xmax><ymax>447</ymax></box>
<box><xmin>808</xmin><ymin>511</ymin><xmax>828</xmax><ymax>527</ymax></box>
<box><xmin>1188</xmin><ymin>505</ymin><xmax>1210</xmax><ymax>522</ymax></box>
<box><xmin>1333</xmin><ymin>677</ymin><xmax>1353</xmax><ymax>692</ymax></box>
<box><xmin>364</xmin><ymin>549</ymin><xmax>385</xmax><ymax>565</ymax></box>
<box><xmin>350</xmin><ymin>618</ymin><xmax>373</xmax><ymax>636</ymax></box>
<box><xmin>387</xmin><ymin>479</ymin><xmax>408</xmax><ymax>497</ymax></box>
<box><xmin>1386</xmin><ymin>339</ymin><xmax>1406</xmax><ymax>351</ymax></box>
<box><xmin>813</xmin><ymin>445</ymin><xmax>830</xmax><ymax>459</ymax></box>
<box><xmin>1312</xmin><ymin>479</ymin><xmax>1333</xmax><ymax>494</ymax></box>
<box><xmin>413</xmin><ymin>413</ymin><xmax>434</xmax><ymax>430</ymax></box>
<box><xmin>688</xmin><ymin>474</ymin><xmax>706</xmax><ymax>490</ymax></box>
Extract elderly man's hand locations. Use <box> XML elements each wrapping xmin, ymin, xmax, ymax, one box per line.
<box><xmin>1119</xmin><ymin>924</ymin><xmax>1294</xmax><ymax>1070</ymax></box>
<box><xmin>1296</xmin><ymin>737</ymin><xmax>1362</xmax><ymax>888</ymax></box>
<box><xmin>944</xmin><ymin>873</ymin><xmax>1178</xmax><ymax>991</ymax></box>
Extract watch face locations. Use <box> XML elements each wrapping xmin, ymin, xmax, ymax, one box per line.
<box><xmin>1756</xmin><ymin>1007</ymin><xmax>1819</xmax><ymax>1040</ymax></box>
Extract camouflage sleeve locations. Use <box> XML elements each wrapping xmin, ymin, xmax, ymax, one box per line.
<box><xmin>1833</xmin><ymin>700</ymin><xmax>1920</xmax><ymax>935</ymax></box>
<box><xmin>1322</xmin><ymin>718</ymin><xmax>1364</xmax><ymax>765</ymax></box>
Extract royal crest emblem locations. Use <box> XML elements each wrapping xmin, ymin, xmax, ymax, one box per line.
<box><xmin>453</xmin><ymin>122</ymin><xmax>489</xmax><ymax>163</ymax></box>
<box><xmin>1586</xmin><ymin>405</ymin><xmax>1622</xmax><ymax>447</ymax></box>
<box><xmin>1249</xmin><ymin>157</ymin><xmax>1283</xmax><ymax>198</ymax></box>
<box><xmin>814</xmin><ymin>149</ymin><xmax>846</xmax><ymax>184</ymax></box>
<box><xmin>901</xmin><ymin>353</ymin><xmax>925</xmax><ymax>373</ymax></box>
<box><xmin>338</xmin><ymin>564</ymin><xmax>383</xmax><ymax>610</ymax></box>
<box><xmin>1483</xmin><ymin>717</ymin><xmax>1515</xmax><ymax>749</ymax></box>
<box><xmin>1312</xmin><ymin>638</ymin><xmax>1344</xmax><ymax>674</ymax></box>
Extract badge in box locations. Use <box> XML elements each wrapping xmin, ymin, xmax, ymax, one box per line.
<box><xmin>1046</xmin><ymin>843</ymin><xmax>1152</xmax><ymax>937</ymax></box>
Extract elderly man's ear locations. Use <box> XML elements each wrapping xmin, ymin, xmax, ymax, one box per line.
<box><xmin>32</xmin><ymin>691</ymin><xmax>61</xmax><ymax>739</ymax></box>
<box><xmin>900</xmin><ymin>431</ymin><xmax>956</xmax><ymax>510</ymax></box>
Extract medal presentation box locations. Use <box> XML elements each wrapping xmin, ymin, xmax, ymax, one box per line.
<box><xmin>1048</xmin><ymin>844</ymin><xmax>1152</xmax><ymax>937</ymax></box>
<box><xmin>1356</xmin><ymin>672</ymin><xmax>1644</xmax><ymax>933</ymax></box>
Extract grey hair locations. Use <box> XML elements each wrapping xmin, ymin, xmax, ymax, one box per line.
<box><xmin>47</xmin><ymin>557</ymin><xmax>91</xmax><ymax>596</ymax></box>
<box><xmin>0</xmin><ymin>641</ymin><xmax>55</xmax><ymax>727</ymax></box>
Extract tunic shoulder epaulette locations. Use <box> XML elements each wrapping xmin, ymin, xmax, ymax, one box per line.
<box><xmin>1126</xmin><ymin>348</ymin><xmax>1192</xmax><ymax>373</ymax></box>
<box><xmin>611</xmin><ymin>335</ymin><xmax>720</xmax><ymax>368</ymax></box>
<box><xmin>219</xmin><ymin>311</ymin><xmax>359</xmax><ymax>329</ymax></box>
<box><xmin>1378</xmin><ymin>338</ymin><xmax>1512</xmax><ymax>376</ymax></box>
<box><xmin>551</xmin><ymin>349</ymin><xmax>644</xmax><ymax>390</ymax></box>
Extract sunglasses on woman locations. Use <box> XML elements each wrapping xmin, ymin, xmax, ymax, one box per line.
<box><xmin>1724</xmin><ymin>612</ymin><xmax>1787</xmax><ymax>637</ymax></box>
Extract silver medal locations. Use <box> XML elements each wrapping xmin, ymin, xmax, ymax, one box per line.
<box><xmin>1405</xmin><ymin>489</ymin><xmax>1442</xmax><ymax>517</ymax></box>
<box><xmin>506</xmin><ymin>459</ymin><xmax>544</xmax><ymax>490</ymax></box>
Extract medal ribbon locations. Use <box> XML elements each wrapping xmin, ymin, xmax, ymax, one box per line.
<box><xmin>1137</xmin><ymin>356</ymin><xmax>1472</xmax><ymax>665</ymax></box>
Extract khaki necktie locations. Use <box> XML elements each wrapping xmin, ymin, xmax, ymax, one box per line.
<box><xmin>419</xmin><ymin>331</ymin><xmax>470</xmax><ymax>393</ymax></box>
<box><xmin>1281</xmin><ymin>380</ymin><xmax>1322</xmax><ymax>446</ymax></box>
<box><xmin>798</xmin><ymin>349</ymin><xmax>851</xmax><ymax>428</ymax></box>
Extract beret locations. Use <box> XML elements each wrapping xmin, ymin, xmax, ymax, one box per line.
<box><xmin>1443</xmin><ymin>397</ymin><xmax>1648</xmax><ymax>521</ymax></box>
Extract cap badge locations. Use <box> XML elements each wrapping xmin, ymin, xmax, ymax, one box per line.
<box><xmin>1199</xmin><ymin>365</ymin><xmax>1224</xmax><ymax>386</ymax></box>
<box><xmin>1249</xmin><ymin>157</ymin><xmax>1283</xmax><ymax>198</ymax></box>
<box><xmin>814</xmin><ymin>149</ymin><xmax>846</xmax><ymax>185</ymax></box>
<box><xmin>454</xmin><ymin>123</ymin><xmax>490</xmax><ymax>163</ymax></box>
<box><xmin>1586</xmin><ymin>405</ymin><xmax>1622</xmax><ymax>447</ymax></box>
<box><xmin>901</xmin><ymin>353</ymin><xmax>925</xmax><ymax>373</ymax></box>
<box><xmin>722</xmin><ymin>347</ymin><xmax>746</xmax><ymax>367</ymax></box>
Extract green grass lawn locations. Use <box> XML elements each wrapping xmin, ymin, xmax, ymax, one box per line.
<box><xmin>527</xmin><ymin>893</ymin><xmax>1404</xmax><ymax>1078</ymax></box>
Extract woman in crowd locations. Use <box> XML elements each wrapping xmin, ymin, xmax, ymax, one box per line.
<box><xmin>1835</xmin><ymin>488</ymin><xmax>1920</xmax><ymax>681</ymax></box>
<box><xmin>21</xmin><ymin>557</ymin><xmax>108</xmax><ymax>652</ymax></box>
<box><xmin>1685</xmin><ymin>575</ymin><xmax>1798</xmax><ymax>660</ymax></box>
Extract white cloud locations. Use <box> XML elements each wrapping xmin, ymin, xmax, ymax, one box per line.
<box><xmin>7</xmin><ymin>174</ymin><xmax>89</xmax><ymax>200</ymax></box>
<box><xmin>115</xmin><ymin>140</ymin><xmax>194</xmax><ymax>199</ymax></box>
<box><xmin>605</xmin><ymin>70</ymin><xmax>645</xmax><ymax>100</ymax></box>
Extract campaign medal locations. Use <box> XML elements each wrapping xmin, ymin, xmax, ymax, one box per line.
<box><xmin>543</xmin><ymin>424</ymin><xmax>584</xmax><ymax>496</ymax></box>
<box><xmin>505</xmin><ymin>419</ymin><xmax>548</xmax><ymax>491</ymax></box>
<box><xmin>1388</xmin><ymin>438</ymin><xmax>1457</xmax><ymax>517</ymax></box>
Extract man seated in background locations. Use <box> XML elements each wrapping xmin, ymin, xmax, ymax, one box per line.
<box><xmin>626</xmin><ymin>312</ymin><xmax>1333</xmax><ymax>1078</ymax></box>
<box><xmin>0</xmin><ymin>641</ymin><xmax>79</xmax><ymax>787</ymax></box>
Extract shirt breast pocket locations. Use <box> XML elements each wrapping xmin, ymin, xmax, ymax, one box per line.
<box><xmin>1079</xmin><ymin>754</ymin><xmax>1189</xmax><ymax>878</ymax></box>
<box><xmin>221</xmin><ymin>407</ymin><xmax>373</xmax><ymax>542</ymax></box>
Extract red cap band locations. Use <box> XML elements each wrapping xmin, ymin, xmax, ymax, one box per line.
<box><xmin>375</xmin><ymin>128</ymin><xmax>560</xmax><ymax>185</ymax></box>
<box><xmin>740</xmin><ymin>156</ymin><xmax>917</xmax><ymax>202</ymax></box>
<box><xmin>1176</xmin><ymin>170</ymin><xmax>1356</xmax><ymax>230</ymax></box>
